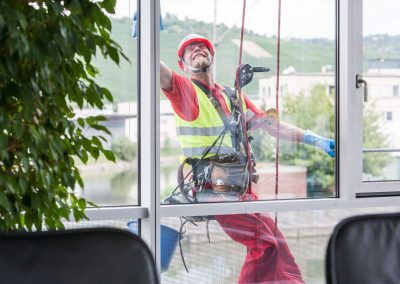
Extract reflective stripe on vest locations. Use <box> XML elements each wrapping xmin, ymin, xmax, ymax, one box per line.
<box><xmin>174</xmin><ymin>82</ymin><xmax>248</xmax><ymax>159</ymax></box>
<box><xmin>177</xmin><ymin>125</ymin><xmax>226</xmax><ymax>136</ymax></box>
<box><xmin>182</xmin><ymin>146</ymin><xmax>236</xmax><ymax>157</ymax></box>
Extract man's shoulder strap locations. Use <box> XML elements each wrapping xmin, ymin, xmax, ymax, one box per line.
<box><xmin>191</xmin><ymin>79</ymin><xmax>229</xmax><ymax>127</ymax></box>
<box><xmin>222</xmin><ymin>86</ymin><xmax>236</xmax><ymax>103</ymax></box>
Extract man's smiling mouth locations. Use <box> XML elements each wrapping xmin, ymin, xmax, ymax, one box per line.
<box><xmin>192</xmin><ymin>53</ymin><xmax>206</xmax><ymax>59</ymax></box>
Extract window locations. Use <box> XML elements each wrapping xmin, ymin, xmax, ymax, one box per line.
<box><xmin>158</xmin><ymin>0</ymin><xmax>336</xmax><ymax>282</ymax></box>
<box><xmin>161</xmin><ymin>207</ymin><xmax>400</xmax><ymax>283</ymax></box>
<box><xmin>328</xmin><ymin>85</ymin><xmax>335</xmax><ymax>96</ymax></box>
<box><xmin>394</xmin><ymin>85</ymin><xmax>399</xmax><ymax>96</ymax></box>
<box><xmin>84</xmin><ymin>1</ymin><xmax>400</xmax><ymax>282</ymax></box>
<box><xmin>78</xmin><ymin>0</ymin><xmax>138</xmax><ymax>207</ymax></box>
<box><xmin>160</xmin><ymin>0</ymin><xmax>336</xmax><ymax>202</ymax></box>
<box><xmin>385</xmin><ymin>111</ymin><xmax>393</xmax><ymax>121</ymax></box>
<box><xmin>360</xmin><ymin>0</ymin><xmax>400</xmax><ymax>186</ymax></box>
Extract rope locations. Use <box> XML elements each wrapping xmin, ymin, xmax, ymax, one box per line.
<box><xmin>274</xmin><ymin>0</ymin><xmax>282</xmax><ymax>234</ymax></box>
<box><xmin>238</xmin><ymin>0</ymin><xmax>246</xmax><ymax>66</ymax></box>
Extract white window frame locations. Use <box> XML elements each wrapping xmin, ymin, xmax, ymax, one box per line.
<box><xmin>84</xmin><ymin>0</ymin><xmax>400</xmax><ymax>273</ymax></box>
<box><xmin>354</xmin><ymin>0</ymin><xmax>400</xmax><ymax>195</ymax></box>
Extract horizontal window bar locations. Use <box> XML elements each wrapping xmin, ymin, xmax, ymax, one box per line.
<box><xmin>363</xmin><ymin>148</ymin><xmax>400</xmax><ymax>153</ymax></box>
<box><xmin>356</xmin><ymin>191</ymin><xmax>400</xmax><ymax>198</ymax></box>
<box><xmin>358</xmin><ymin>181</ymin><xmax>400</xmax><ymax>193</ymax></box>
<box><xmin>160</xmin><ymin>196</ymin><xmax>400</xmax><ymax>217</ymax></box>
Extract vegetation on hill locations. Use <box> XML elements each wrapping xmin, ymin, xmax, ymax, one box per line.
<box><xmin>94</xmin><ymin>14</ymin><xmax>400</xmax><ymax>103</ymax></box>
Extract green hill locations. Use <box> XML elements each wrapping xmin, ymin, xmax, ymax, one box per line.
<box><xmin>92</xmin><ymin>14</ymin><xmax>399</xmax><ymax>103</ymax></box>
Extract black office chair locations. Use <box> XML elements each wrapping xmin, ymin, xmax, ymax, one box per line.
<box><xmin>326</xmin><ymin>212</ymin><xmax>400</xmax><ymax>284</ymax></box>
<box><xmin>0</xmin><ymin>227</ymin><xmax>159</xmax><ymax>284</ymax></box>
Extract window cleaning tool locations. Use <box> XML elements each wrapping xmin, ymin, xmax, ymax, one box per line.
<box><xmin>132</xmin><ymin>11</ymin><xmax>165</xmax><ymax>39</ymax></box>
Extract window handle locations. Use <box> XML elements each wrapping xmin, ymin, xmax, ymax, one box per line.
<box><xmin>356</xmin><ymin>74</ymin><xmax>368</xmax><ymax>102</ymax></box>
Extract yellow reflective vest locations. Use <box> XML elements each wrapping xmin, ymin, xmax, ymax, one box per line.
<box><xmin>175</xmin><ymin>82</ymin><xmax>248</xmax><ymax>159</ymax></box>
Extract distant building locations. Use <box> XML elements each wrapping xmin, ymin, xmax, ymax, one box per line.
<box><xmin>118</xmin><ymin>100</ymin><xmax>178</xmax><ymax>148</ymax></box>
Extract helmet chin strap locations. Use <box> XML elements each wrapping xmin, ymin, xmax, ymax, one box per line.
<box><xmin>182</xmin><ymin>57</ymin><xmax>214</xmax><ymax>74</ymax></box>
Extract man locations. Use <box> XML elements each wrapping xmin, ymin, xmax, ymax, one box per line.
<box><xmin>160</xmin><ymin>34</ymin><xmax>335</xmax><ymax>283</ymax></box>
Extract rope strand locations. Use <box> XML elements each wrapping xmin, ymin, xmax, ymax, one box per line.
<box><xmin>274</xmin><ymin>0</ymin><xmax>282</xmax><ymax>236</ymax></box>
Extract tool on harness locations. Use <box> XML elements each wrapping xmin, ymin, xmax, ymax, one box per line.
<box><xmin>235</xmin><ymin>64</ymin><xmax>271</xmax><ymax>89</ymax></box>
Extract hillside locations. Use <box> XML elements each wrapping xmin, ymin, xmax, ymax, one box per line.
<box><xmin>92</xmin><ymin>14</ymin><xmax>399</xmax><ymax>103</ymax></box>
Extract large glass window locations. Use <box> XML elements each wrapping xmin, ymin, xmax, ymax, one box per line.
<box><xmin>77</xmin><ymin>0</ymin><xmax>138</xmax><ymax>206</ymax></box>
<box><xmin>160</xmin><ymin>207</ymin><xmax>400</xmax><ymax>283</ymax></box>
<box><xmin>362</xmin><ymin>0</ymin><xmax>400</xmax><ymax>183</ymax></box>
<box><xmin>159</xmin><ymin>0</ymin><xmax>336</xmax><ymax>205</ymax></box>
<box><xmin>78</xmin><ymin>1</ymin><xmax>400</xmax><ymax>281</ymax></box>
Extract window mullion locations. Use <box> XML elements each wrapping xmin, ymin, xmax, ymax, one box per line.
<box><xmin>138</xmin><ymin>0</ymin><xmax>161</xmax><ymax>269</ymax></box>
<box><xmin>338</xmin><ymin>0</ymin><xmax>363</xmax><ymax>199</ymax></box>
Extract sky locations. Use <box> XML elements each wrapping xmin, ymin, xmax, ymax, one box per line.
<box><xmin>114</xmin><ymin>0</ymin><xmax>400</xmax><ymax>39</ymax></box>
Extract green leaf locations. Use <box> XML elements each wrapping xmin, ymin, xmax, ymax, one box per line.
<box><xmin>107</xmin><ymin>45</ymin><xmax>120</xmax><ymax>64</ymax></box>
<box><xmin>77</xmin><ymin>117</ymin><xmax>85</xmax><ymax>127</ymax></box>
<box><xmin>91</xmin><ymin>136</ymin><xmax>102</xmax><ymax>147</ymax></box>
<box><xmin>0</xmin><ymin>191</ymin><xmax>11</xmax><ymax>211</ymax></box>
<box><xmin>0</xmin><ymin>14</ymin><xmax>5</xmax><ymax>38</ymax></box>
<box><xmin>90</xmin><ymin>124</ymin><xmax>111</xmax><ymax>135</ymax></box>
<box><xmin>102</xmin><ymin>87</ymin><xmax>113</xmax><ymax>102</ymax></box>
<box><xmin>90</xmin><ymin>148</ymin><xmax>99</xmax><ymax>160</ymax></box>
<box><xmin>78</xmin><ymin>198</ymin><xmax>86</xmax><ymax>211</ymax></box>
<box><xmin>100</xmin><ymin>0</ymin><xmax>116</xmax><ymax>14</ymax></box>
<box><xmin>102</xmin><ymin>149</ymin><xmax>115</xmax><ymax>162</ymax></box>
<box><xmin>78</xmin><ymin>150</ymin><xmax>89</xmax><ymax>164</ymax></box>
<box><xmin>13</xmin><ymin>121</ymin><xmax>24</xmax><ymax>139</ymax></box>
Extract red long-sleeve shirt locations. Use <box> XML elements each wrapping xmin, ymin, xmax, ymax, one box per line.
<box><xmin>161</xmin><ymin>72</ymin><xmax>265</xmax><ymax>123</ymax></box>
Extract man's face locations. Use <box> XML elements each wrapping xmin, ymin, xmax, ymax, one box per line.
<box><xmin>182</xmin><ymin>42</ymin><xmax>213</xmax><ymax>72</ymax></box>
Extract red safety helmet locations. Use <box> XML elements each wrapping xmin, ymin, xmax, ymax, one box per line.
<box><xmin>177</xmin><ymin>34</ymin><xmax>215</xmax><ymax>71</ymax></box>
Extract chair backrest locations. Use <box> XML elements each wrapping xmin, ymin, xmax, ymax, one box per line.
<box><xmin>326</xmin><ymin>212</ymin><xmax>400</xmax><ymax>284</ymax></box>
<box><xmin>0</xmin><ymin>227</ymin><xmax>159</xmax><ymax>284</ymax></box>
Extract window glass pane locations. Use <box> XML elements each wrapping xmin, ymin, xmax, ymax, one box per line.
<box><xmin>77</xmin><ymin>0</ymin><xmax>138</xmax><ymax>206</ymax></box>
<box><xmin>161</xmin><ymin>207</ymin><xmax>400</xmax><ymax>283</ymax></box>
<box><xmin>159</xmin><ymin>0</ymin><xmax>336</xmax><ymax>204</ymax></box>
<box><xmin>362</xmin><ymin>0</ymin><xmax>400</xmax><ymax>182</ymax></box>
<box><xmin>363</xmin><ymin>150</ymin><xmax>400</xmax><ymax>181</ymax></box>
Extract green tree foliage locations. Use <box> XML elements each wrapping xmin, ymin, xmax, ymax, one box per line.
<box><xmin>111</xmin><ymin>137</ymin><xmax>137</xmax><ymax>162</ymax></box>
<box><xmin>362</xmin><ymin>103</ymin><xmax>391</xmax><ymax>176</ymax></box>
<box><xmin>0</xmin><ymin>0</ymin><xmax>125</xmax><ymax>231</ymax></box>
<box><xmin>281</xmin><ymin>85</ymin><xmax>335</xmax><ymax>191</ymax></box>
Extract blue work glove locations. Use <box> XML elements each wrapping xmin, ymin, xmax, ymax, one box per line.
<box><xmin>132</xmin><ymin>11</ymin><xmax>165</xmax><ymax>39</ymax></box>
<box><xmin>303</xmin><ymin>131</ymin><xmax>336</xmax><ymax>158</ymax></box>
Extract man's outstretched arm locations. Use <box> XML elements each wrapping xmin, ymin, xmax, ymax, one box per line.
<box><xmin>252</xmin><ymin>115</ymin><xmax>336</xmax><ymax>158</ymax></box>
<box><xmin>160</xmin><ymin>61</ymin><xmax>173</xmax><ymax>91</ymax></box>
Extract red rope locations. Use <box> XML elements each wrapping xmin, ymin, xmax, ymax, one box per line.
<box><xmin>238</xmin><ymin>0</ymin><xmax>246</xmax><ymax>66</ymax></box>
<box><xmin>275</xmin><ymin>0</ymin><xmax>282</xmax><ymax>200</ymax></box>
<box><xmin>274</xmin><ymin>0</ymin><xmax>282</xmax><ymax>232</ymax></box>
<box><xmin>235</xmin><ymin>0</ymin><xmax>253</xmax><ymax>195</ymax></box>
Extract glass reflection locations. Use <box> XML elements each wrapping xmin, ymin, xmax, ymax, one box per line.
<box><xmin>161</xmin><ymin>207</ymin><xmax>400</xmax><ymax>283</ymax></box>
<box><xmin>362</xmin><ymin>0</ymin><xmax>400</xmax><ymax>182</ymax></box>
<box><xmin>77</xmin><ymin>0</ymin><xmax>138</xmax><ymax>206</ymax></box>
<box><xmin>159</xmin><ymin>1</ymin><xmax>335</xmax><ymax>282</ymax></box>
<box><xmin>160</xmin><ymin>0</ymin><xmax>336</xmax><ymax>202</ymax></box>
